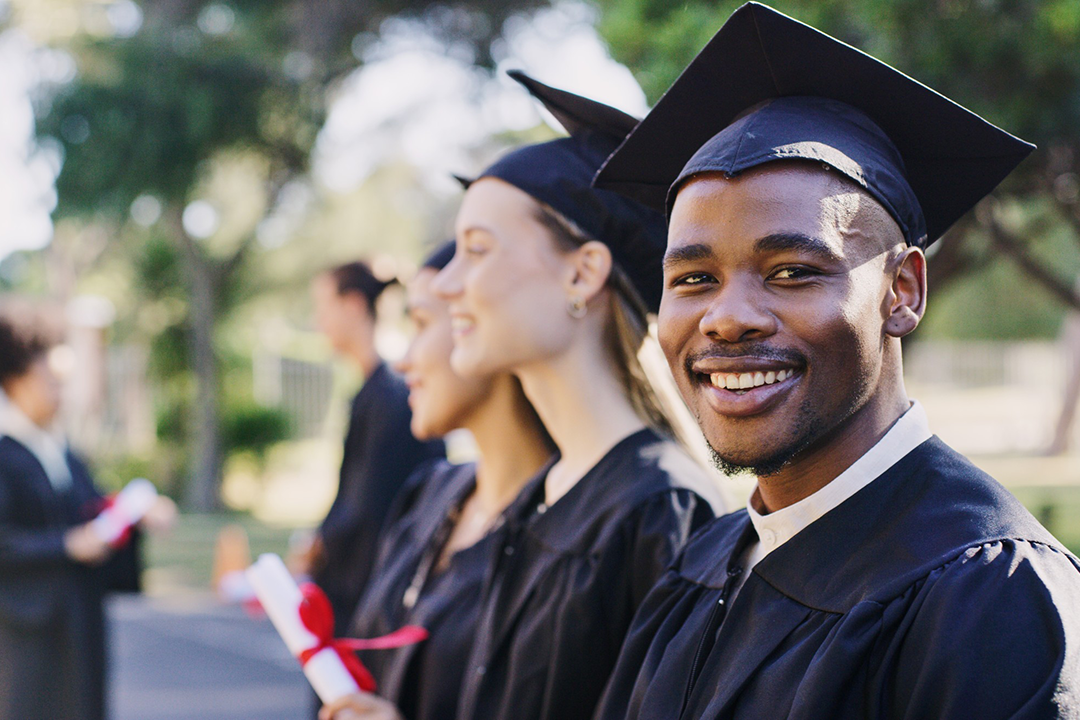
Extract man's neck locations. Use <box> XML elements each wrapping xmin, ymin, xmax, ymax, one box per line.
<box><xmin>756</xmin><ymin>391</ymin><xmax>911</xmax><ymax>513</ymax></box>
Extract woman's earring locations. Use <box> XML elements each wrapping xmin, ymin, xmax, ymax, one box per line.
<box><xmin>567</xmin><ymin>296</ymin><xmax>588</xmax><ymax>319</ymax></box>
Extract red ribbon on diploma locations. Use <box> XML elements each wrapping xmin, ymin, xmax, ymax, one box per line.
<box><xmin>88</xmin><ymin>494</ymin><xmax>134</xmax><ymax>549</ymax></box>
<box><xmin>296</xmin><ymin>582</ymin><xmax>429</xmax><ymax>693</ymax></box>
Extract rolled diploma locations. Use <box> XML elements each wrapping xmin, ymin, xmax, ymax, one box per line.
<box><xmin>91</xmin><ymin>478</ymin><xmax>158</xmax><ymax>543</ymax></box>
<box><xmin>245</xmin><ymin>553</ymin><xmax>360</xmax><ymax>703</ymax></box>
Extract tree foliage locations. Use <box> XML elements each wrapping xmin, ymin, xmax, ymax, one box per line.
<box><xmin>33</xmin><ymin>0</ymin><xmax>546</xmax><ymax>509</ymax></box>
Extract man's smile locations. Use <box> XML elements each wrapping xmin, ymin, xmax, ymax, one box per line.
<box><xmin>707</xmin><ymin>368</ymin><xmax>798</xmax><ymax>391</ymax></box>
<box><xmin>689</xmin><ymin>357</ymin><xmax>804</xmax><ymax>418</ymax></box>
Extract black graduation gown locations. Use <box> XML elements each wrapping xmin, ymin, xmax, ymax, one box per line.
<box><xmin>595</xmin><ymin>436</ymin><xmax>1080</xmax><ymax>720</ymax></box>
<box><xmin>456</xmin><ymin>428</ymin><xmax>717</xmax><ymax>720</ymax></box>
<box><xmin>350</xmin><ymin>459</ymin><xmax>514</xmax><ymax>720</ymax></box>
<box><xmin>315</xmin><ymin>362</ymin><xmax>445</xmax><ymax>631</ymax></box>
<box><xmin>0</xmin><ymin>436</ymin><xmax>142</xmax><ymax>720</ymax></box>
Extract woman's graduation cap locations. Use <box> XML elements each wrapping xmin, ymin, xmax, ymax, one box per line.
<box><xmin>460</xmin><ymin>71</ymin><xmax>669</xmax><ymax>311</ymax></box>
<box><xmin>421</xmin><ymin>239</ymin><xmax>456</xmax><ymax>271</ymax></box>
<box><xmin>593</xmin><ymin>2</ymin><xmax>1035</xmax><ymax>248</ymax></box>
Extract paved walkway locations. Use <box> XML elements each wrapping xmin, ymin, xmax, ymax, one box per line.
<box><xmin>109</xmin><ymin>594</ymin><xmax>311</xmax><ymax>720</ymax></box>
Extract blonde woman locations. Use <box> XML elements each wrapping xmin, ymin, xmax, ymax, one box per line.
<box><xmin>433</xmin><ymin>74</ymin><xmax>722</xmax><ymax>720</ymax></box>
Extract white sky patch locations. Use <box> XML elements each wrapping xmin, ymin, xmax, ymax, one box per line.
<box><xmin>496</xmin><ymin>2</ymin><xmax>648</xmax><ymax>117</ymax></box>
<box><xmin>314</xmin><ymin>46</ymin><xmax>492</xmax><ymax>193</ymax></box>
<box><xmin>0</xmin><ymin>30</ymin><xmax>62</xmax><ymax>263</ymax></box>
<box><xmin>313</xmin><ymin>1</ymin><xmax>646</xmax><ymax>195</ymax></box>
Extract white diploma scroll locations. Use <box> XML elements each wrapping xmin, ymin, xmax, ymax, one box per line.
<box><xmin>245</xmin><ymin>553</ymin><xmax>360</xmax><ymax>703</ymax></box>
<box><xmin>91</xmin><ymin>478</ymin><xmax>158</xmax><ymax>544</ymax></box>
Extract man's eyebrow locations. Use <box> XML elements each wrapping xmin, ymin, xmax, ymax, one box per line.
<box><xmin>754</xmin><ymin>232</ymin><xmax>843</xmax><ymax>263</ymax></box>
<box><xmin>663</xmin><ymin>243</ymin><xmax>715</xmax><ymax>271</ymax></box>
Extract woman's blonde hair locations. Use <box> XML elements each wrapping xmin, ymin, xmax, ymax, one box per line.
<box><xmin>531</xmin><ymin>201</ymin><xmax>677</xmax><ymax>439</ymax></box>
<box><xmin>532</xmin><ymin>201</ymin><xmax>737</xmax><ymax>511</ymax></box>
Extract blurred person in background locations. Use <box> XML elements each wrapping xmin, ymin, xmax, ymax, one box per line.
<box><xmin>320</xmin><ymin>240</ymin><xmax>555</xmax><ymax>720</ymax></box>
<box><xmin>0</xmin><ymin>312</ymin><xmax>174</xmax><ymax>720</ymax></box>
<box><xmin>428</xmin><ymin>74</ymin><xmax>721</xmax><ymax>720</ymax></box>
<box><xmin>299</xmin><ymin>261</ymin><xmax>445</xmax><ymax>637</ymax></box>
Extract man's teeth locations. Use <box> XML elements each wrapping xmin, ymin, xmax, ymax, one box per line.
<box><xmin>708</xmin><ymin>369</ymin><xmax>796</xmax><ymax>390</ymax></box>
<box><xmin>451</xmin><ymin>317</ymin><xmax>474</xmax><ymax>332</ymax></box>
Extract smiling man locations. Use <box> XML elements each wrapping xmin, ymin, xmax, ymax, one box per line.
<box><xmin>592</xmin><ymin>4</ymin><xmax>1080</xmax><ymax>719</ymax></box>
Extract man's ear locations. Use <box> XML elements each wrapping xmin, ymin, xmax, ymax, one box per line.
<box><xmin>564</xmin><ymin>240</ymin><xmax>613</xmax><ymax>302</ymax></box>
<box><xmin>884</xmin><ymin>246</ymin><xmax>926</xmax><ymax>338</ymax></box>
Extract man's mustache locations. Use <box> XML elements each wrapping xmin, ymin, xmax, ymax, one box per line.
<box><xmin>683</xmin><ymin>343</ymin><xmax>807</xmax><ymax>375</ymax></box>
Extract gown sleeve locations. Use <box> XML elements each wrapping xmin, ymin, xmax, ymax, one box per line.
<box><xmin>888</xmin><ymin>539</ymin><xmax>1080</xmax><ymax>719</ymax></box>
<box><xmin>593</xmin><ymin>567</ymin><xmax>706</xmax><ymax>720</ymax></box>
<box><xmin>577</xmin><ymin>490</ymin><xmax>713</xmax><ymax>719</ymax></box>
<box><xmin>0</xmin><ymin>464</ymin><xmax>68</xmax><ymax>570</ymax></box>
<box><xmin>627</xmin><ymin>488</ymin><xmax>715</xmax><ymax>609</ymax></box>
<box><xmin>318</xmin><ymin>394</ymin><xmax>369</xmax><ymax>546</ymax></box>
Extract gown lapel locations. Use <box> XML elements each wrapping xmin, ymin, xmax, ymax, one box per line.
<box><xmin>471</xmin><ymin>514</ymin><xmax>548</xmax><ymax>666</ymax></box>
<box><xmin>684</xmin><ymin>574</ymin><xmax>814</xmax><ymax>718</ymax></box>
<box><xmin>3</xmin><ymin>438</ymin><xmax>68</xmax><ymax>525</ymax></box>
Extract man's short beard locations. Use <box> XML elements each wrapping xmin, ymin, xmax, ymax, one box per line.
<box><xmin>709</xmin><ymin>444</ymin><xmax>792</xmax><ymax>478</ymax></box>
<box><xmin>704</xmin><ymin>398</ymin><xmax>829</xmax><ymax>478</ymax></box>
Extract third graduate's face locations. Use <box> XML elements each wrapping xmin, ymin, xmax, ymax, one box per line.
<box><xmin>398</xmin><ymin>268</ymin><xmax>494</xmax><ymax>439</ymax></box>
<box><xmin>311</xmin><ymin>274</ymin><xmax>371</xmax><ymax>356</ymax></box>
<box><xmin>660</xmin><ymin>162</ymin><xmax>914</xmax><ymax>476</ymax></box>
<box><xmin>435</xmin><ymin>178</ymin><xmax>578</xmax><ymax>378</ymax></box>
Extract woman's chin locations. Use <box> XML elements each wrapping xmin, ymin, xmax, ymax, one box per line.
<box><xmin>410</xmin><ymin>420</ymin><xmax>433</xmax><ymax>441</ymax></box>
<box><xmin>449</xmin><ymin>347</ymin><xmax>488</xmax><ymax>379</ymax></box>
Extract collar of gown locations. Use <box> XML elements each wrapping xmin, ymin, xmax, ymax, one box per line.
<box><xmin>675</xmin><ymin>404</ymin><xmax>1059</xmax><ymax>609</ymax></box>
<box><xmin>505</xmin><ymin>428</ymin><xmax>674</xmax><ymax>553</ymax></box>
<box><xmin>744</xmin><ymin>401</ymin><xmax>932</xmax><ymax>568</ymax></box>
<box><xmin>0</xmin><ymin>389</ymin><xmax>72</xmax><ymax>490</ymax></box>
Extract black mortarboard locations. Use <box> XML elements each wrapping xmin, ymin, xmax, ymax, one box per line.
<box><xmin>593</xmin><ymin>2</ymin><xmax>1034</xmax><ymax>248</ymax></box>
<box><xmin>421</xmin><ymin>240</ymin><xmax>456</xmax><ymax>271</ymax></box>
<box><xmin>462</xmin><ymin>71</ymin><xmax>668</xmax><ymax>311</ymax></box>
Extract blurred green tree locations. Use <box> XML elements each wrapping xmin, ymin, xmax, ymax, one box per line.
<box><xmin>34</xmin><ymin>0</ymin><xmax>545</xmax><ymax>510</ymax></box>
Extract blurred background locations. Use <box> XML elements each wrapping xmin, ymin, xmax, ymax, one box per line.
<box><xmin>0</xmin><ymin>0</ymin><xmax>1078</xmax><ymax>717</ymax></box>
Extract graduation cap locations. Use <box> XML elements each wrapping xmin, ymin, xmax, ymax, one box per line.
<box><xmin>421</xmin><ymin>239</ymin><xmax>456</xmax><ymax>271</ymax></box>
<box><xmin>461</xmin><ymin>70</ymin><xmax>668</xmax><ymax>311</ymax></box>
<box><xmin>593</xmin><ymin>2</ymin><xmax>1035</xmax><ymax>247</ymax></box>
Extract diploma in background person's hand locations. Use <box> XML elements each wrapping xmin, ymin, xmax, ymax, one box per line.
<box><xmin>91</xmin><ymin>478</ymin><xmax>159</xmax><ymax>546</ymax></box>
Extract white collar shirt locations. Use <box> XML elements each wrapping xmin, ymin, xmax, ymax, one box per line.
<box><xmin>737</xmin><ymin>401</ymin><xmax>932</xmax><ymax>585</ymax></box>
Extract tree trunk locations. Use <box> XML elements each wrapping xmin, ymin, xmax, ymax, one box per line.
<box><xmin>1049</xmin><ymin>280</ymin><xmax>1080</xmax><ymax>454</ymax></box>
<box><xmin>167</xmin><ymin>205</ymin><xmax>224</xmax><ymax>511</ymax></box>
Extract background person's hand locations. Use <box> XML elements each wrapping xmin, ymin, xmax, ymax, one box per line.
<box><xmin>288</xmin><ymin>532</ymin><xmax>326</xmax><ymax>577</ymax></box>
<box><xmin>140</xmin><ymin>495</ymin><xmax>178</xmax><ymax>534</ymax></box>
<box><xmin>64</xmin><ymin>522</ymin><xmax>112</xmax><ymax>565</ymax></box>
<box><xmin>319</xmin><ymin>692</ymin><xmax>404</xmax><ymax>720</ymax></box>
